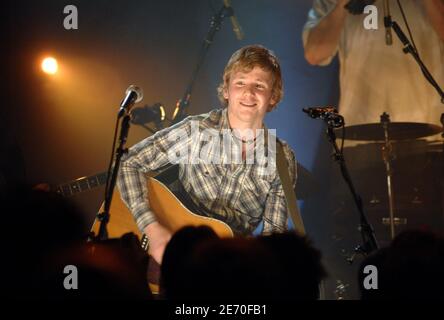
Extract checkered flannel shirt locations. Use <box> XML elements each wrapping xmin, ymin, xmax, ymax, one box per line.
<box><xmin>117</xmin><ymin>108</ymin><xmax>297</xmax><ymax>235</ymax></box>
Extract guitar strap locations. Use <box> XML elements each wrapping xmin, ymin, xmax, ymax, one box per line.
<box><xmin>275</xmin><ymin>140</ymin><xmax>306</xmax><ymax>236</ymax></box>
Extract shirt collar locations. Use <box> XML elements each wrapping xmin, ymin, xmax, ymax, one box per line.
<box><xmin>220</xmin><ymin>107</ymin><xmax>270</xmax><ymax>133</ymax></box>
<box><xmin>218</xmin><ymin>107</ymin><xmax>272</xmax><ymax>152</ymax></box>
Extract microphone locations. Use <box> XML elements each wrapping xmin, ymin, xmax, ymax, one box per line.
<box><xmin>223</xmin><ymin>0</ymin><xmax>244</xmax><ymax>40</ymax></box>
<box><xmin>383</xmin><ymin>0</ymin><xmax>393</xmax><ymax>45</ymax></box>
<box><xmin>118</xmin><ymin>85</ymin><xmax>143</xmax><ymax>118</ymax></box>
<box><xmin>302</xmin><ymin>106</ymin><xmax>344</xmax><ymax>128</ymax></box>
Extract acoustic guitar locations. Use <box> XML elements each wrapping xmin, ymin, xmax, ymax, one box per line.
<box><xmin>89</xmin><ymin>164</ymin><xmax>233</xmax><ymax>239</ymax></box>
<box><xmin>56</xmin><ymin>165</ymin><xmax>233</xmax><ymax>240</ymax></box>
<box><xmin>56</xmin><ymin>165</ymin><xmax>234</xmax><ymax>295</ymax></box>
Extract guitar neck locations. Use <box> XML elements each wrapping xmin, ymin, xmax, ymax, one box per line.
<box><xmin>54</xmin><ymin>164</ymin><xmax>177</xmax><ymax>198</ymax></box>
<box><xmin>55</xmin><ymin>172</ymin><xmax>108</xmax><ymax>197</ymax></box>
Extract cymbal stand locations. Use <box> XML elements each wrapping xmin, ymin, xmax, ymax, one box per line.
<box><xmin>380</xmin><ymin>112</ymin><xmax>396</xmax><ymax>239</ymax></box>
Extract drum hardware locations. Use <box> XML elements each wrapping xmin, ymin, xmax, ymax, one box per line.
<box><xmin>334</xmin><ymin>122</ymin><xmax>442</xmax><ymax>141</ymax></box>
<box><xmin>382</xmin><ymin>217</ymin><xmax>407</xmax><ymax>226</ymax></box>
<box><xmin>411</xmin><ymin>188</ymin><xmax>423</xmax><ymax>205</ymax></box>
<box><xmin>335</xmin><ymin>114</ymin><xmax>443</xmax><ymax>240</ymax></box>
<box><xmin>339</xmin><ymin>248</ymin><xmax>356</xmax><ymax>265</ymax></box>
<box><xmin>334</xmin><ymin>280</ymin><xmax>349</xmax><ymax>300</ymax></box>
<box><xmin>369</xmin><ymin>195</ymin><xmax>380</xmax><ymax>206</ymax></box>
<box><xmin>380</xmin><ymin>112</ymin><xmax>397</xmax><ymax>240</ymax></box>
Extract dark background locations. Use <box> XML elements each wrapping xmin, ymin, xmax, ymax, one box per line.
<box><xmin>3</xmin><ymin>0</ymin><xmax>443</xmax><ymax>299</ymax></box>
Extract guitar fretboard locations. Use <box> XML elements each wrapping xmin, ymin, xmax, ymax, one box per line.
<box><xmin>56</xmin><ymin>172</ymin><xmax>108</xmax><ymax>197</ymax></box>
<box><xmin>54</xmin><ymin>164</ymin><xmax>176</xmax><ymax>198</ymax></box>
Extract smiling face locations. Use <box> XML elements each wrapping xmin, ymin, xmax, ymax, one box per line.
<box><xmin>223</xmin><ymin>66</ymin><xmax>276</xmax><ymax>130</ymax></box>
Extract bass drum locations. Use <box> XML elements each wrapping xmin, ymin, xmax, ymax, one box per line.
<box><xmin>331</xmin><ymin>139</ymin><xmax>443</xmax><ymax>246</ymax></box>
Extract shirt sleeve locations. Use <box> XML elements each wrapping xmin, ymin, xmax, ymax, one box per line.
<box><xmin>302</xmin><ymin>0</ymin><xmax>339</xmax><ymax>66</ymax></box>
<box><xmin>116</xmin><ymin>117</ymin><xmax>193</xmax><ymax>232</ymax></box>
<box><xmin>261</xmin><ymin>143</ymin><xmax>297</xmax><ymax>234</ymax></box>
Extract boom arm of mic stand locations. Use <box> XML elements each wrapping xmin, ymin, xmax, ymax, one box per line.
<box><xmin>391</xmin><ymin>21</ymin><xmax>444</xmax><ymax>104</ymax></box>
<box><xmin>325</xmin><ymin>125</ymin><xmax>379</xmax><ymax>258</ymax></box>
<box><xmin>172</xmin><ymin>5</ymin><xmax>234</xmax><ymax>124</ymax></box>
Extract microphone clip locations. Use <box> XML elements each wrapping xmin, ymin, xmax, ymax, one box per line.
<box><xmin>303</xmin><ymin>106</ymin><xmax>344</xmax><ymax>128</ymax></box>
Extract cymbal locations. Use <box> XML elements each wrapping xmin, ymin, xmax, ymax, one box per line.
<box><xmin>336</xmin><ymin>122</ymin><xmax>443</xmax><ymax>141</ymax></box>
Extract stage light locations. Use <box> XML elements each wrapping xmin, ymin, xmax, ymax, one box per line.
<box><xmin>41</xmin><ymin>57</ymin><xmax>58</xmax><ymax>74</ymax></box>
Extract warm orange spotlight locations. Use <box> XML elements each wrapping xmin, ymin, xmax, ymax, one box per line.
<box><xmin>41</xmin><ymin>57</ymin><xmax>58</xmax><ymax>74</ymax></box>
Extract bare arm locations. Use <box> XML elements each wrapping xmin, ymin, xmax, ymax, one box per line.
<box><xmin>304</xmin><ymin>0</ymin><xmax>348</xmax><ymax>65</ymax></box>
<box><xmin>144</xmin><ymin>221</ymin><xmax>172</xmax><ymax>265</ymax></box>
<box><xmin>422</xmin><ymin>0</ymin><xmax>444</xmax><ymax>41</ymax></box>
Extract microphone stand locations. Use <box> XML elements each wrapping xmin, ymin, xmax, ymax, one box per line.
<box><xmin>324</xmin><ymin>119</ymin><xmax>379</xmax><ymax>261</ymax></box>
<box><xmin>172</xmin><ymin>4</ymin><xmax>235</xmax><ymax>124</ymax></box>
<box><xmin>95</xmin><ymin>113</ymin><xmax>132</xmax><ymax>240</ymax></box>
<box><xmin>388</xmin><ymin>19</ymin><xmax>444</xmax><ymax>104</ymax></box>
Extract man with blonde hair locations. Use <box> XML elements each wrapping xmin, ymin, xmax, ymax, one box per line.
<box><xmin>117</xmin><ymin>45</ymin><xmax>298</xmax><ymax>264</ymax></box>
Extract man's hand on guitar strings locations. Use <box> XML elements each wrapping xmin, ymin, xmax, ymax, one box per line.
<box><xmin>144</xmin><ymin>221</ymin><xmax>172</xmax><ymax>264</ymax></box>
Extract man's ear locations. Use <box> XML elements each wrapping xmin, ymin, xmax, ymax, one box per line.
<box><xmin>223</xmin><ymin>86</ymin><xmax>229</xmax><ymax>100</ymax></box>
<box><xmin>267</xmin><ymin>97</ymin><xmax>277</xmax><ymax>112</ymax></box>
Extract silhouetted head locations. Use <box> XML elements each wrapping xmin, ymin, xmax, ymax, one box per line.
<box><xmin>161</xmin><ymin>225</ymin><xmax>219</xmax><ymax>299</ymax></box>
<box><xmin>36</xmin><ymin>233</ymin><xmax>152</xmax><ymax>299</ymax></box>
<box><xmin>1</xmin><ymin>185</ymin><xmax>88</xmax><ymax>297</ymax></box>
<box><xmin>185</xmin><ymin>236</ymin><xmax>281</xmax><ymax>300</ymax></box>
<box><xmin>359</xmin><ymin>229</ymin><xmax>444</xmax><ymax>300</ymax></box>
<box><xmin>258</xmin><ymin>232</ymin><xmax>327</xmax><ymax>299</ymax></box>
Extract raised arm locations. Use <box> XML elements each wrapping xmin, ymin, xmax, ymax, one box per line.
<box><xmin>304</xmin><ymin>0</ymin><xmax>348</xmax><ymax>66</ymax></box>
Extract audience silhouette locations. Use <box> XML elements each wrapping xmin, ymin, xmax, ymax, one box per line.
<box><xmin>359</xmin><ymin>229</ymin><xmax>444</xmax><ymax>300</ymax></box>
<box><xmin>1</xmin><ymin>185</ymin><xmax>152</xmax><ymax>299</ymax></box>
<box><xmin>4</xmin><ymin>186</ymin><xmax>441</xmax><ymax>301</ymax></box>
<box><xmin>161</xmin><ymin>227</ymin><xmax>326</xmax><ymax>300</ymax></box>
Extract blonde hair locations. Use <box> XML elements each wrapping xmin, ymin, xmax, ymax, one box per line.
<box><xmin>217</xmin><ymin>45</ymin><xmax>283</xmax><ymax>109</ymax></box>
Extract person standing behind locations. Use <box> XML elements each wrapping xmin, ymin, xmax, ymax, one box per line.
<box><xmin>303</xmin><ymin>0</ymin><xmax>444</xmax><ymax>127</ymax></box>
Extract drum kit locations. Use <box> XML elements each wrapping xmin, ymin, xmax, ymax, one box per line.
<box><xmin>334</xmin><ymin>112</ymin><xmax>443</xmax><ymax>241</ymax></box>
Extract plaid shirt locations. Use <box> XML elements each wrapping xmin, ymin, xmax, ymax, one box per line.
<box><xmin>117</xmin><ymin>108</ymin><xmax>297</xmax><ymax>235</ymax></box>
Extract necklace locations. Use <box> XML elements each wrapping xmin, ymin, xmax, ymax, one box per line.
<box><xmin>230</xmin><ymin>132</ymin><xmax>256</xmax><ymax>144</ymax></box>
<box><xmin>226</xmin><ymin>114</ymin><xmax>262</xmax><ymax>145</ymax></box>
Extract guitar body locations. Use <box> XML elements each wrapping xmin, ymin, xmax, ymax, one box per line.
<box><xmin>92</xmin><ymin>166</ymin><xmax>233</xmax><ymax>238</ymax></box>
<box><xmin>146</xmin><ymin>177</ymin><xmax>234</xmax><ymax>238</ymax></box>
<box><xmin>91</xmin><ymin>176</ymin><xmax>234</xmax><ymax>239</ymax></box>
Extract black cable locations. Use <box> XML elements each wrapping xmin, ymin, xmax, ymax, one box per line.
<box><xmin>394</xmin><ymin>0</ymin><xmax>443</xmax><ymax>103</ymax></box>
<box><xmin>396</xmin><ymin>0</ymin><xmax>418</xmax><ymax>53</ymax></box>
